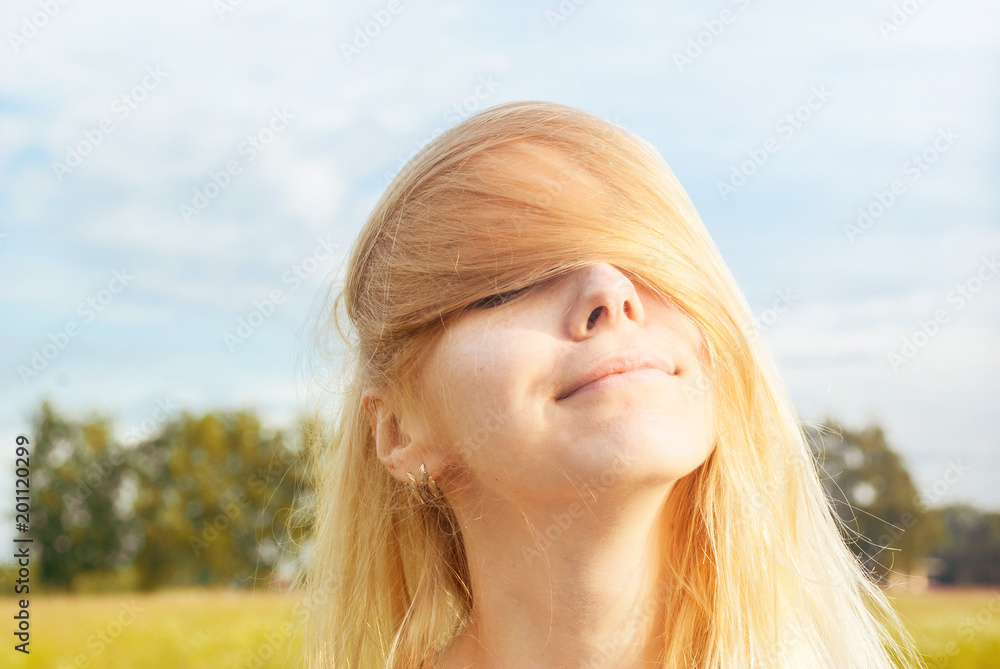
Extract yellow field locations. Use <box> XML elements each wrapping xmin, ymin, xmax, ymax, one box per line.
<box><xmin>891</xmin><ymin>588</ymin><xmax>1000</xmax><ymax>669</ymax></box>
<box><xmin>1</xmin><ymin>587</ymin><xmax>998</xmax><ymax>668</ymax></box>
<box><xmin>2</xmin><ymin>589</ymin><xmax>306</xmax><ymax>669</ymax></box>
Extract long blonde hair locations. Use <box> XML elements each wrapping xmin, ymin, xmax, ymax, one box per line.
<box><xmin>299</xmin><ymin>100</ymin><xmax>920</xmax><ymax>667</ymax></box>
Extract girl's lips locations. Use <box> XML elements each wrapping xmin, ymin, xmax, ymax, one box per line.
<box><xmin>560</xmin><ymin>366</ymin><xmax>673</xmax><ymax>400</ymax></box>
<box><xmin>557</xmin><ymin>348</ymin><xmax>677</xmax><ymax>401</ymax></box>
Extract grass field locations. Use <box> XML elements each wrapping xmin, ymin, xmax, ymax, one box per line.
<box><xmin>892</xmin><ymin>588</ymin><xmax>1000</xmax><ymax>668</ymax></box>
<box><xmin>1</xmin><ymin>587</ymin><xmax>998</xmax><ymax>668</ymax></box>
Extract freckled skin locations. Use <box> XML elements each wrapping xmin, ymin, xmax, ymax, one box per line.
<box><xmin>416</xmin><ymin>261</ymin><xmax>716</xmax><ymax>510</ymax></box>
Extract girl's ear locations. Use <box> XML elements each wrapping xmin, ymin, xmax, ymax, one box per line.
<box><xmin>360</xmin><ymin>390</ymin><xmax>383</xmax><ymax>442</ymax></box>
<box><xmin>361</xmin><ymin>390</ymin><xmax>414</xmax><ymax>479</ymax></box>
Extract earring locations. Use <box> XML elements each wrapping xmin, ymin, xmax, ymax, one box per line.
<box><xmin>404</xmin><ymin>463</ymin><xmax>441</xmax><ymax>504</ymax></box>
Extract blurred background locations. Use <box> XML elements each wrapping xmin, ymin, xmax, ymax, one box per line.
<box><xmin>1</xmin><ymin>0</ymin><xmax>998</xmax><ymax>667</ymax></box>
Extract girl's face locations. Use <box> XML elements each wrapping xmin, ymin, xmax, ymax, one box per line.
<box><xmin>415</xmin><ymin>262</ymin><xmax>716</xmax><ymax>505</ymax></box>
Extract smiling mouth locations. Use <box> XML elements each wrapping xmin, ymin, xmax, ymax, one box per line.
<box><xmin>557</xmin><ymin>367</ymin><xmax>672</xmax><ymax>401</ymax></box>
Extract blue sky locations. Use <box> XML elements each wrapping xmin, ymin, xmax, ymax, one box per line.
<box><xmin>2</xmin><ymin>0</ymin><xmax>998</xmax><ymax>546</ymax></box>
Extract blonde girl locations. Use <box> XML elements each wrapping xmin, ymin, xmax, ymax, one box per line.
<box><xmin>300</xmin><ymin>101</ymin><xmax>921</xmax><ymax>668</ymax></box>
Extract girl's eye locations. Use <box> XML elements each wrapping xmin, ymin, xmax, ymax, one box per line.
<box><xmin>468</xmin><ymin>285</ymin><xmax>533</xmax><ymax>310</ymax></box>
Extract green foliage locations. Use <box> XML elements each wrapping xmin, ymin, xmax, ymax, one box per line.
<box><xmin>932</xmin><ymin>505</ymin><xmax>1000</xmax><ymax>584</ymax></box>
<box><xmin>129</xmin><ymin>411</ymin><xmax>311</xmax><ymax>590</ymax></box>
<box><xmin>27</xmin><ymin>401</ymin><xmax>135</xmax><ymax>591</ymax></box>
<box><xmin>23</xmin><ymin>400</ymin><xmax>314</xmax><ymax>592</ymax></box>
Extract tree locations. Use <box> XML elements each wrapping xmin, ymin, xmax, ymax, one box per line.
<box><xmin>806</xmin><ymin>420</ymin><xmax>946</xmax><ymax>581</ymax></box>
<box><xmin>22</xmin><ymin>399</ymin><xmax>312</xmax><ymax>592</ymax></box>
<box><xmin>129</xmin><ymin>410</ymin><xmax>311</xmax><ymax>590</ymax></box>
<box><xmin>932</xmin><ymin>505</ymin><xmax>1000</xmax><ymax>584</ymax></box>
<box><xmin>27</xmin><ymin>401</ymin><xmax>135</xmax><ymax>590</ymax></box>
